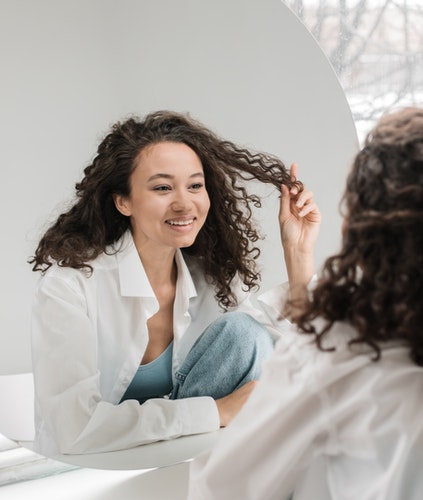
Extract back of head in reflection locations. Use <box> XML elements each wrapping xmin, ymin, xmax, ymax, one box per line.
<box><xmin>28</xmin><ymin>110</ymin><xmax>311</xmax><ymax>456</ymax></box>
<box><xmin>187</xmin><ymin>106</ymin><xmax>423</xmax><ymax>500</ymax></box>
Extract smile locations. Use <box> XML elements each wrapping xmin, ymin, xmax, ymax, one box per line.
<box><xmin>166</xmin><ymin>218</ymin><xmax>195</xmax><ymax>226</ymax></box>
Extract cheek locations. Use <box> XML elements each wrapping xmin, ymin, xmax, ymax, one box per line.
<box><xmin>135</xmin><ymin>195</ymin><xmax>165</xmax><ymax>214</ymax></box>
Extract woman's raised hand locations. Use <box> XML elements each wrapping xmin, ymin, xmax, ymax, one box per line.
<box><xmin>279</xmin><ymin>162</ymin><xmax>321</xmax><ymax>254</ymax></box>
<box><xmin>279</xmin><ymin>163</ymin><xmax>322</xmax><ymax>296</ymax></box>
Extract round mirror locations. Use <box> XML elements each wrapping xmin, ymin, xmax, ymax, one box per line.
<box><xmin>0</xmin><ymin>0</ymin><xmax>357</xmax><ymax>469</ymax></box>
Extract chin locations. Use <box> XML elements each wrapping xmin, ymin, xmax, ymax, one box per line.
<box><xmin>179</xmin><ymin>241</ymin><xmax>196</xmax><ymax>249</ymax></box>
<box><xmin>177</xmin><ymin>237</ymin><xmax>197</xmax><ymax>249</ymax></box>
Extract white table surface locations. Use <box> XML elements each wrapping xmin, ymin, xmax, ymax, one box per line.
<box><xmin>0</xmin><ymin>431</ymin><xmax>220</xmax><ymax>500</ymax></box>
<box><xmin>20</xmin><ymin>430</ymin><xmax>220</xmax><ymax>470</ymax></box>
<box><xmin>1</xmin><ymin>431</ymin><xmax>221</xmax><ymax>499</ymax></box>
<box><xmin>0</xmin><ymin>461</ymin><xmax>190</xmax><ymax>500</ymax></box>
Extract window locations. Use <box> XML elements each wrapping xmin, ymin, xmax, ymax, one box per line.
<box><xmin>284</xmin><ymin>0</ymin><xmax>423</xmax><ymax>142</ymax></box>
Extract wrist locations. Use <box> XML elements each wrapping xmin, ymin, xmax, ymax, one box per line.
<box><xmin>282</xmin><ymin>245</ymin><xmax>315</xmax><ymax>265</ymax></box>
<box><xmin>283</xmin><ymin>246</ymin><xmax>315</xmax><ymax>287</ymax></box>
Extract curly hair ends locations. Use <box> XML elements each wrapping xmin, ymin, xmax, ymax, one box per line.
<box><xmin>29</xmin><ymin>110</ymin><xmax>299</xmax><ymax>309</ymax></box>
<box><xmin>294</xmin><ymin>107</ymin><xmax>423</xmax><ymax>366</ymax></box>
<box><xmin>181</xmin><ymin>134</ymin><xmax>301</xmax><ymax>308</ymax></box>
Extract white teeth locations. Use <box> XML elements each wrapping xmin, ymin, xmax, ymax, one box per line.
<box><xmin>167</xmin><ymin>219</ymin><xmax>194</xmax><ymax>226</ymax></box>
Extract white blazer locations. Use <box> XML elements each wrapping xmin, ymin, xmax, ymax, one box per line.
<box><xmin>31</xmin><ymin>231</ymin><xmax>284</xmax><ymax>456</ymax></box>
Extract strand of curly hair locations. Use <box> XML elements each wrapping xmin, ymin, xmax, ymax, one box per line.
<box><xmin>29</xmin><ymin>110</ymin><xmax>302</xmax><ymax>309</ymax></box>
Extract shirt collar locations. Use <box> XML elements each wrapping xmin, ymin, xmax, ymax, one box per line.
<box><xmin>116</xmin><ymin>231</ymin><xmax>197</xmax><ymax>300</ymax></box>
<box><xmin>174</xmin><ymin>249</ymin><xmax>198</xmax><ymax>303</ymax></box>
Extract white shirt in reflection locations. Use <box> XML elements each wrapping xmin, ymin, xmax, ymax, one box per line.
<box><xmin>31</xmin><ymin>230</ymin><xmax>285</xmax><ymax>456</ymax></box>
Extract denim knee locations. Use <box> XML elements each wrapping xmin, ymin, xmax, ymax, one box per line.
<box><xmin>170</xmin><ymin>311</ymin><xmax>274</xmax><ymax>400</ymax></box>
<box><xmin>215</xmin><ymin>311</ymin><xmax>274</xmax><ymax>351</ymax></box>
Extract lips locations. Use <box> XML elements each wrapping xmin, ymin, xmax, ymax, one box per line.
<box><xmin>165</xmin><ymin>218</ymin><xmax>195</xmax><ymax>226</ymax></box>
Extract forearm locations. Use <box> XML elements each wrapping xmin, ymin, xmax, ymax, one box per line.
<box><xmin>283</xmin><ymin>243</ymin><xmax>315</xmax><ymax>283</ymax></box>
<box><xmin>282</xmin><ymin>244</ymin><xmax>315</xmax><ymax>307</ymax></box>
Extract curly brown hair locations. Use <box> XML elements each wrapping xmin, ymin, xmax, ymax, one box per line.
<box><xmin>294</xmin><ymin>107</ymin><xmax>423</xmax><ymax>365</ymax></box>
<box><xmin>29</xmin><ymin>110</ymin><xmax>300</xmax><ymax>309</ymax></box>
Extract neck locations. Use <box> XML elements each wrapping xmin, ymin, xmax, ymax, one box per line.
<box><xmin>137</xmin><ymin>244</ymin><xmax>178</xmax><ymax>290</ymax></box>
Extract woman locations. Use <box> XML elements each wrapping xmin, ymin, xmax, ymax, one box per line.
<box><xmin>188</xmin><ymin>107</ymin><xmax>423</xmax><ymax>499</ymax></box>
<box><xmin>29</xmin><ymin>110</ymin><xmax>320</xmax><ymax>456</ymax></box>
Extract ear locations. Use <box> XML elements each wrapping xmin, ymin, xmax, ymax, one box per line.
<box><xmin>113</xmin><ymin>194</ymin><xmax>132</xmax><ymax>217</ymax></box>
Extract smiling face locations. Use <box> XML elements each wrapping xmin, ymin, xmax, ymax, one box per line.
<box><xmin>113</xmin><ymin>141</ymin><xmax>210</xmax><ymax>255</ymax></box>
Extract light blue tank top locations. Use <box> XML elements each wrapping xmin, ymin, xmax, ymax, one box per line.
<box><xmin>120</xmin><ymin>341</ymin><xmax>174</xmax><ymax>404</ymax></box>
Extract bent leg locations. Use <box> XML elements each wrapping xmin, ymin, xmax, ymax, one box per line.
<box><xmin>171</xmin><ymin>312</ymin><xmax>274</xmax><ymax>400</ymax></box>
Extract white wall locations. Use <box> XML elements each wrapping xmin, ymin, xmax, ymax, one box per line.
<box><xmin>1</xmin><ymin>0</ymin><xmax>125</xmax><ymax>374</ymax></box>
<box><xmin>0</xmin><ymin>0</ymin><xmax>357</xmax><ymax>379</ymax></box>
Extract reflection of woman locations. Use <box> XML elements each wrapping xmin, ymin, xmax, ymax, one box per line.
<box><xmin>188</xmin><ymin>107</ymin><xmax>423</xmax><ymax>499</ymax></box>
<box><xmin>30</xmin><ymin>110</ymin><xmax>320</xmax><ymax>456</ymax></box>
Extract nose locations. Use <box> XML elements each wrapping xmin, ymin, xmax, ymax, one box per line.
<box><xmin>171</xmin><ymin>189</ymin><xmax>193</xmax><ymax>211</ymax></box>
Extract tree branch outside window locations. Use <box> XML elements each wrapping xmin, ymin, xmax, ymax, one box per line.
<box><xmin>284</xmin><ymin>0</ymin><xmax>423</xmax><ymax>140</ymax></box>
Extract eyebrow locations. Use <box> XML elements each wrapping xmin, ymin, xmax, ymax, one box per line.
<box><xmin>146</xmin><ymin>172</ymin><xmax>205</xmax><ymax>182</ymax></box>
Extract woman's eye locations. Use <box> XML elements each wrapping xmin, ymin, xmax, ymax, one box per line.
<box><xmin>190</xmin><ymin>183</ymin><xmax>203</xmax><ymax>190</ymax></box>
<box><xmin>153</xmin><ymin>185</ymin><xmax>171</xmax><ymax>192</ymax></box>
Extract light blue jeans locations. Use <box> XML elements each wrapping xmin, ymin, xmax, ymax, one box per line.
<box><xmin>170</xmin><ymin>312</ymin><xmax>274</xmax><ymax>400</ymax></box>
